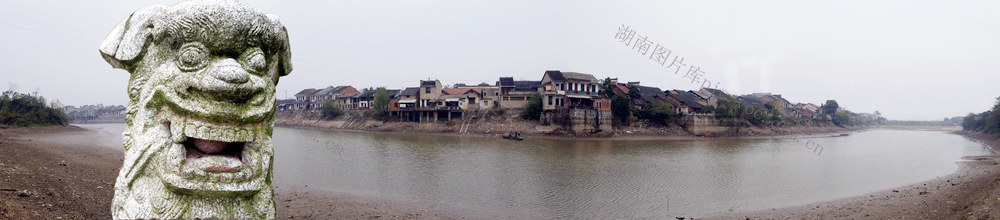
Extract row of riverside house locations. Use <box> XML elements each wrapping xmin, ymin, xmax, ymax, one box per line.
<box><xmin>280</xmin><ymin>70</ymin><xmax>853</xmax><ymax>134</ymax></box>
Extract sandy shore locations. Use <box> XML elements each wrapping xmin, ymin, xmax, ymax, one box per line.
<box><xmin>707</xmin><ymin>130</ymin><xmax>1000</xmax><ymax>219</ymax></box>
<box><xmin>0</xmin><ymin>126</ymin><xmax>460</xmax><ymax>219</ymax></box>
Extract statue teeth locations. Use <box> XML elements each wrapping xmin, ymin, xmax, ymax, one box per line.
<box><xmin>177</xmin><ymin>117</ymin><xmax>256</xmax><ymax>143</ymax></box>
<box><xmin>185</xmin><ymin>122</ymin><xmax>198</xmax><ymax>140</ymax></box>
<box><xmin>199</xmin><ymin>125</ymin><xmax>211</xmax><ymax>140</ymax></box>
<box><xmin>170</xmin><ymin>117</ymin><xmax>187</xmax><ymax>143</ymax></box>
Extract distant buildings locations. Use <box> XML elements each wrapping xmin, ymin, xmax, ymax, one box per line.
<box><xmin>496</xmin><ymin>77</ymin><xmax>540</xmax><ymax>109</ymax></box>
<box><xmin>64</xmin><ymin>104</ymin><xmax>126</xmax><ymax>122</ymax></box>
<box><xmin>293</xmin><ymin>88</ymin><xmax>317</xmax><ymax>110</ymax></box>
<box><xmin>630</xmin><ymin>85</ymin><xmax>666</xmax><ymax>110</ymax></box>
<box><xmin>282</xmin><ymin>69</ymin><xmax>844</xmax><ymax>132</ymax></box>
<box><xmin>537</xmin><ymin>70</ymin><xmax>610</xmax><ymax>133</ymax></box>
<box><xmin>664</xmin><ymin>90</ymin><xmax>706</xmax><ymax>114</ymax></box>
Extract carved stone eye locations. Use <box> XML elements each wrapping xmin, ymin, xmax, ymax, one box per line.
<box><xmin>240</xmin><ymin>48</ymin><xmax>266</xmax><ymax>74</ymax></box>
<box><xmin>177</xmin><ymin>43</ymin><xmax>209</xmax><ymax>71</ymax></box>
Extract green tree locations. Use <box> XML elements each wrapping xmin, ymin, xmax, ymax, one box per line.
<box><xmin>833</xmin><ymin>111</ymin><xmax>852</xmax><ymax>126</ymax></box>
<box><xmin>963</xmin><ymin>113</ymin><xmax>980</xmax><ymax>131</ymax></box>
<box><xmin>745</xmin><ymin>106</ymin><xmax>771</xmax><ymax>126</ymax></box>
<box><xmin>701</xmin><ymin>105</ymin><xmax>716</xmax><ymax>114</ymax></box>
<box><xmin>601</xmin><ymin>77</ymin><xmax>616</xmax><ymax>98</ymax></box>
<box><xmin>321</xmin><ymin>99</ymin><xmax>342</xmax><ymax>119</ymax></box>
<box><xmin>370</xmin><ymin>87</ymin><xmax>391</xmax><ymax>119</ymax></box>
<box><xmin>521</xmin><ymin>93</ymin><xmax>543</xmax><ymax>120</ymax></box>
<box><xmin>713</xmin><ymin>98</ymin><xmax>744</xmax><ymax>119</ymax></box>
<box><xmin>634</xmin><ymin>101</ymin><xmax>676</xmax><ymax>125</ymax></box>
<box><xmin>987</xmin><ymin>97</ymin><xmax>1000</xmax><ymax>133</ymax></box>
<box><xmin>822</xmin><ymin>100</ymin><xmax>839</xmax><ymax>115</ymax></box>
<box><xmin>770</xmin><ymin>108</ymin><xmax>783</xmax><ymax>124</ymax></box>
<box><xmin>0</xmin><ymin>90</ymin><xmax>67</xmax><ymax>126</ymax></box>
<box><xmin>627</xmin><ymin>85</ymin><xmax>640</xmax><ymax>100</ymax></box>
<box><xmin>611</xmin><ymin>96</ymin><xmax>630</xmax><ymax>123</ymax></box>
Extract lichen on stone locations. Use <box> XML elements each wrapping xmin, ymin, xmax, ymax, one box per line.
<box><xmin>99</xmin><ymin>0</ymin><xmax>291</xmax><ymax>218</ymax></box>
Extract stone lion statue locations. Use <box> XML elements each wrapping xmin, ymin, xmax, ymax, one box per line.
<box><xmin>99</xmin><ymin>0</ymin><xmax>291</xmax><ymax>218</ymax></box>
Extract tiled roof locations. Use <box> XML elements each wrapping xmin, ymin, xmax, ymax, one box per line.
<box><xmin>399</xmin><ymin>87</ymin><xmax>420</xmax><ymax>96</ymax></box>
<box><xmin>513</xmin><ymin>81</ymin><xmax>540</xmax><ymax>91</ymax></box>
<box><xmin>545</xmin><ymin>70</ymin><xmax>598</xmax><ymax>83</ymax></box>
<box><xmin>561</xmin><ymin>72</ymin><xmax>598</xmax><ymax>82</ymax></box>
<box><xmin>421</xmin><ymin>80</ymin><xmax>438</xmax><ymax>86</ymax></box>
<box><xmin>635</xmin><ymin>86</ymin><xmax>664</xmax><ymax>101</ymax></box>
<box><xmin>294</xmin><ymin>88</ymin><xmax>317</xmax><ymax>96</ymax></box>
<box><xmin>313</xmin><ymin>86</ymin><xmax>336</xmax><ymax>96</ymax></box>
<box><xmin>386</xmin><ymin>89</ymin><xmax>401</xmax><ymax>98</ymax></box>
<box><xmin>498</xmin><ymin>77</ymin><xmax>514</xmax><ymax>87</ymax></box>
<box><xmin>442</xmin><ymin>88</ymin><xmax>480</xmax><ymax>95</ymax></box>
<box><xmin>545</xmin><ymin>70</ymin><xmax>566</xmax><ymax>81</ymax></box>
<box><xmin>615</xmin><ymin>85</ymin><xmax>629</xmax><ymax>94</ymax></box>
<box><xmin>667</xmin><ymin>90</ymin><xmax>705</xmax><ymax>109</ymax></box>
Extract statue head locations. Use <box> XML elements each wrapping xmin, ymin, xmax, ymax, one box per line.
<box><xmin>99</xmin><ymin>0</ymin><xmax>290</xmax><ymax>218</ymax></box>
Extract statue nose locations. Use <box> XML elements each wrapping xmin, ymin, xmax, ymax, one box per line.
<box><xmin>194</xmin><ymin>58</ymin><xmax>264</xmax><ymax>103</ymax></box>
<box><xmin>208</xmin><ymin>59</ymin><xmax>249</xmax><ymax>84</ymax></box>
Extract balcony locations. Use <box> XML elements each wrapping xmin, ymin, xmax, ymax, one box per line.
<box><xmin>566</xmin><ymin>90</ymin><xmax>597</xmax><ymax>96</ymax></box>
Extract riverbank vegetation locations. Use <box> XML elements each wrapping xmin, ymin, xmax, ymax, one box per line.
<box><xmin>321</xmin><ymin>99</ymin><xmax>343</xmax><ymax>119</ymax></box>
<box><xmin>962</xmin><ymin>97</ymin><xmax>1000</xmax><ymax>133</ymax></box>
<box><xmin>0</xmin><ymin>90</ymin><xmax>68</xmax><ymax>126</ymax></box>
<box><xmin>368</xmin><ymin>87</ymin><xmax>391</xmax><ymax>120</ymax></box>
<box><xmin>520</xmin><ymin>93</ymin><xmax>542</xmax><ymax>120</ymax></box>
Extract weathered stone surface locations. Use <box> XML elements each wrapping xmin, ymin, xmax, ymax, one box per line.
<box><xmin>99</xmin><ymin>0</ymin><xmax>291</xmax><ymax>218</ymax></box>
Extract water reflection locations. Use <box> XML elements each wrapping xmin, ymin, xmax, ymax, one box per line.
<box><xmin>71</xmin><ymin>124</ymin><xmax>992</xmax><ymax>218</ymax></box>
<box><xmin>274</xmin><ymin>129</ymin><xmax>991</xmax><ymax>218</ymax></box>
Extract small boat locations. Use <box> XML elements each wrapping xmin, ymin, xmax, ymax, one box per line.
<box><xmin>503</xmin><ymin>132</ymin><xmax>523</xmax><ymax>141</ymax></box>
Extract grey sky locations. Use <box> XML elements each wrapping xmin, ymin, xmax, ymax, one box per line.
<box><xmin>1</xmin><ymin>0</ymin><xmax>997</xmax><ymax>121</ymax></box>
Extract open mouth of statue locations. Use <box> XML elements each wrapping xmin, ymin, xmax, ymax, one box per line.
<box><xmin>184</xmin><ymin>138</ymin><xmax>246</xmax><ymax>172</ymax></box>
<box><xmin>156</xmin><ymin>109</ymin><xmax>269</xmax><ymax>191</ymax></box>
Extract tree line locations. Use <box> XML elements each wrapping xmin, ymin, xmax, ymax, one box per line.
<box><xmin>322</xmin><ymin>87</ymin><xmax>392</xmax><ymax>120</ymax></box>
<box><xmin>0</xmin><ymin>89</ymin><xmax>68</xmax><ymax>126</ymax></box>
<box><xmin>962</xmin><ymin>97</ymin><xmax>1000</xmax><ymax>133</ymax></box>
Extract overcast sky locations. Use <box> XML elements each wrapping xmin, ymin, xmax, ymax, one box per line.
<box><xmin>1</xmin><ymin>0</ymin><xmax>997</xmax><ymax>120</ymax></box>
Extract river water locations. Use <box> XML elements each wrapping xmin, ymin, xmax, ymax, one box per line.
<box><xmin>73</xmin><ymin>123</ymin><xmax>991</xmax><ymax>218</ymax></box>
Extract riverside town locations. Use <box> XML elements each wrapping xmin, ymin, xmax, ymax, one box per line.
<box><xmin>3</xmin><ymin>1</ymin><xmax>1000</xmax><ymax>219</ymax></box>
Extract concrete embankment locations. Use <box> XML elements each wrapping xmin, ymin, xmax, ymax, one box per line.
<box><xmin>275</xmin><ymin>109</ymin><xmax>541</xmax><ymax>137</ymax></box>
<box><xmin>275</xmin><ymin>110</ymin><xmax>862</xmax><ymax>139</ymax></box>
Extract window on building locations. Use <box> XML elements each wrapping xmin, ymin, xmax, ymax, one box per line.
<box><xmin>425</xmin><ymin>87</ymin><xmax>430</xmax><ymax>93</ymax></box>
<box><xmin>548</xmin><ymin>96</ymin><xmax>553</xmax><ymax>105</ymax></box>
